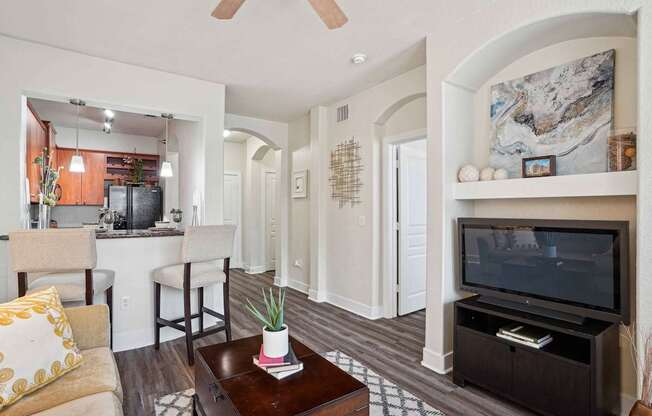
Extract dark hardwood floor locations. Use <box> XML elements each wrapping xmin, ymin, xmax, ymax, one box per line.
<box><xmin>115</xmin><ymin>269</ymin><xmax>534</xmax><ymax>416</ymax></box>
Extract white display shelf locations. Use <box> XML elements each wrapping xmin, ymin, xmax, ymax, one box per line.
<box><xmin>454</xmin><ymin>170</ymin><xmax>638</xmax><ymax>200</ymax></box>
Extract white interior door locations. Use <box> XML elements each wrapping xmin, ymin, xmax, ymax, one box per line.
<box><xmin>224</xmin><ymin>172</ymin><xmax>242</xmax><ymax>268</ymax></box>
<box><xmin>265</xmin><ymin>171</ymin><xmax>278</xmax><ymax>271</ymax></box>
<box><xmin>398</xmin><ymin>141</ymin><xmax>427</xmax><ymax>315</ymax></box>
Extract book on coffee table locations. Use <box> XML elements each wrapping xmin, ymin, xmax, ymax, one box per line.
<box><xmin>253</xmin><ymin>344</ymin><xmax>303</xmax><ymax>375</ymax></box>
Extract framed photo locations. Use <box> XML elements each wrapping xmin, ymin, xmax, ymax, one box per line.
<box><xmin>292</xmin><ymin>170</ymin><xmax>308</xmax><ymax>198</ymax></box>
<box><xmin>522</xmin><ymin>155</ymin><xmax>556</xmax><ymax>178</ymax></box>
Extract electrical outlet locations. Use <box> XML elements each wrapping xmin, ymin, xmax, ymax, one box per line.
<box><xmin>358</xmin><ymin>215</ymin><xmax>366</xmax><ymax>227</ymax></box>
<box><xmin>120</xmin><ymin>296</ymin><xmax>130</xmax><ymax>310</ymax></box>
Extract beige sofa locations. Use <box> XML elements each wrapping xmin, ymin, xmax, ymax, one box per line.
<box><xmin>2</xmin><ymin>305</ymin><xmax>123</xmax><ymax>416</ymax></box>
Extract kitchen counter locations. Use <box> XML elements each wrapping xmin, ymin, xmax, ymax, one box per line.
<box><xmin>0</xmin><ymin>229</ymin><xmax>184</xmax><ymax>240</ymax></box>
<box><xmin>96</xmin><ymin>229</ymin><xmax>184</xmax><ymax>239</ymax></box>
<box><xmin>2</xmin><ymin>227</ymin><xmax>224</xmax><ymax>352</ymax></box>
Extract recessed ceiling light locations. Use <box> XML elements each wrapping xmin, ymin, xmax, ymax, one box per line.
<box><xmin>104</xmin><ymin>109</ymin><xmax>115</xmax><ymax>120</ymax></box>
<box><xmin>351</xmin><ymin>53</ymin><xmax>367</xmax><ymax>64</ymax></box>
<box><xmin>223</xmin><ymin>129</ymin><xmax>232</xmax><ymax>138</ymax></box>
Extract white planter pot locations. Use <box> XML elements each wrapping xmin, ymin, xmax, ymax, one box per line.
<box><xmin>263</xmin><ymin>325</ymin><xmax>289</xmax><ymax>358</ymax></box>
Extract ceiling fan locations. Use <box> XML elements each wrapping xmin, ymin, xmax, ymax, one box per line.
<box><xmin>211</xmin><ymin>0</ymin><xmax>348</xmax><ymax>30</ymax></box>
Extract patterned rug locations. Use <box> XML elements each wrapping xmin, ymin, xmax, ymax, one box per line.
<box><xmin>155</xmin><ymin>350</ymin><xmax>444</xmax><ymax>416</ymax></box>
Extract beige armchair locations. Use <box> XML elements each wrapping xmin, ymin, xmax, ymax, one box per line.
<box><xmin>1</xmin><ymin>304</ymin><xmax>123</xmax><ymax>416</ymax></box>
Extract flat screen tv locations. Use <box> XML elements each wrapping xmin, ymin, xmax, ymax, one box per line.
<box><xmin>458</xmin><ymin>218</ymin><xmax>629</xmax><ymax>324</ymax></box>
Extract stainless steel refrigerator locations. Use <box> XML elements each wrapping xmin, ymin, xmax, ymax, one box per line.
<box><xmin>108</xmin><ymin>185</ymin><xmax>162</xmax><ymax>230</ymax></box>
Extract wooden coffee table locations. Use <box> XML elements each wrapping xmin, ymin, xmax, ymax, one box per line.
<box><xmin>193</xmin><ymin>335</ymin><xmax>369</xmax><ymax>415</ymax></box>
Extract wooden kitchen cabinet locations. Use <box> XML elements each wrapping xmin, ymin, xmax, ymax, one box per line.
<box><xmin>56</xmin><ymin>148</ymin><xmax>82</xmax><ymax>205</ymax></box>
<box><xmin>81</xmin><ymin>150</ymin><xmax>107</xmax><ymax>205</ymax></box>
<box><xmin>26</xmin><ymin>103</ymin><xmax>49</xmax><ymax>202</ymax></box>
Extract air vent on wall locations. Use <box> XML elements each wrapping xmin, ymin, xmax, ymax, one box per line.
<box><xmin>337</xmin><ymin>104</ymin><xmax>349</xmax><ymax>122</ymax></box>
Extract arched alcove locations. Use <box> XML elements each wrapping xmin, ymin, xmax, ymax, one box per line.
<box><xmin>427</xmin><ymin>10</ymin><xmax>644</xmax><ymax>386</ymax></box>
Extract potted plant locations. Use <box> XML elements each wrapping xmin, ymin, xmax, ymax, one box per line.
<box><xmin>245</xmin><ymin>288</ymin><xmax>288</xmax><ymax>358</ymax></box>
<box><xmin>623</xmin><ymin>326</ymin><xmax>652</xmax><ymax>415</ymax></box>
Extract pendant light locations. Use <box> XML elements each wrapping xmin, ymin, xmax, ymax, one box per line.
<box><xmin>69</xmin><ymin>99</ymin><xmax>86</xmax><ymax>173</ymax></box>
<box><xmin>160</xmin><ymin>113</ymin><xmax>174</xmax><ymax>178</ymax></box>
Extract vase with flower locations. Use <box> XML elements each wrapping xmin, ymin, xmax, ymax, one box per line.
<box><xmin>33</xmin><ymin>147</ymin><xmax>62</xmax><ymax>229</ymax></box>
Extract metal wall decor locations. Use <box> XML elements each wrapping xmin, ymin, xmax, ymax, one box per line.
<box><xmin>329</xmin><ymin>138</ymin><xmax>363</xmax><ymax>208</ymax></box>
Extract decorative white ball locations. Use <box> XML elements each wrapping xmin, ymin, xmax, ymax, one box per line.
<box><xmin>458</xmin><ymin>165</ymin><xmax>480</xmax><ymax>182</ymax></box>
<box><xmin>493</xmin><ymin>168</ymin><xmax>509</xmax><ymax>180</ymax></box>
<box><xmin>480</xmin><ymin>167</ymin><xmax>495</xmax><ymax>181</ymax></box>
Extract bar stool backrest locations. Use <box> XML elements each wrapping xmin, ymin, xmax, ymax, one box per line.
<box><xmin>182</xmin><ymin>225</ymin><xmax>236</xmax><ymax>264</ymax></box>
<box><xmin>9</xmin><ymin>229</ymin><xmax>97</xmax><ymax>273</ymax></box>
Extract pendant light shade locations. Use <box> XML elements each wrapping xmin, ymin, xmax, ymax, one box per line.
<box><xmin>69</xmin><ymin>99</ymin><xmax>86</xmax><ymax>173</ymax></box>
<box><xmin>69</xmin><ymin>154</ymin><xmax>85</xmax><ymax>173</ymax></box>
<box><xmin>160</xmin><ymin>113</ymin><xmax>174</xmax><ymax>178</ymax></box>
<box><xmin>160</xmin><ymin>161</ymin><xmax>173</xmax><ymax>178</ymax></box>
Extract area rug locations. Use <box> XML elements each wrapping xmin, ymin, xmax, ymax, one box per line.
<box><xmin>154</xmin><ymin>350</ymin><xmax>444</xmax><ymax>416</ymax></box>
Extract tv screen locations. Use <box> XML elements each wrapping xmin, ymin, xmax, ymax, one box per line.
<box><xmin>459</xmin><ymin>218</ymin><xmax>629</xmax><ymax>323</ymax></box>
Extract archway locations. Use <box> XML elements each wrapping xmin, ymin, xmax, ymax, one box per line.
<box><xmin>425</xmin><ymin>10</ymin><xmax>643</xmax><ymax>385</ymax></box>
<box><xmin>223</xmin><ymin>125</ymin><xmax>289</xmax><ymax>287</ymax></box>
<box><xmin>374</xmin><ymin>93</ymin><xmax>428</xmax><ymax>319</ymax></box>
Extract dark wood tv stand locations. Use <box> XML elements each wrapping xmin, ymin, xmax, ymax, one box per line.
<box><xmin>453</xmin><ymin>296</ymin><xmax>620</xmax><ymax>416</ymax></box>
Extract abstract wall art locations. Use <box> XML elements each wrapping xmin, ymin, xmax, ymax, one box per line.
<box><xmin>489</xmin><ymin>50</ymin><xmax>615</xmax><ymax>177</ymax></box>
<box><xmin>329</xmin><ymin>138</ymin><xmax>363</xmax><ymax>208</ymax></box>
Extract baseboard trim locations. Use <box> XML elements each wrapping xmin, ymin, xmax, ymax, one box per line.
<box><xmin>620</xmin><ymin>393</ymin><xmax>637</xmax><ymax>416</ymax></box>
<box><xmin>113</xmin><ymin>316</ymin><xmax>219</xmax><ymax>353</ymax></box>
<box><xmin>245</xmin><ymin>265</ymin><xmax>267</xmax><ymax>274</ymax></box>
<box><xmin>308</xmin><ymin>289</ymin><xmax>326</xmax><ymax>303</ymax></box>
<box><xmin>287</xmin><ymin>279</ymin><xmax>309</xmax><ymax>294</ymax></box>
<box><xmin>421</xmin><ymin>347</ymin><xmax>453</xmax><ymax>375</ymax></box>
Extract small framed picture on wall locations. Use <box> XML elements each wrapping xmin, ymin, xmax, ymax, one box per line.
<box><xmin>292</xmin><ymin>170</ymin><xmax>309</xmax><ymax>198</ymax></box>
<box><xmin>522</xmin><ymin>155</ymin><xmax>556</xmax><ymax>178</ymax></box>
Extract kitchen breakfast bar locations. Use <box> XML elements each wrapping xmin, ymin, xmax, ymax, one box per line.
<box><xmin>0</xmin><ymin>229</ymin><xmax>227</xmax><ymax>352</ymax></box>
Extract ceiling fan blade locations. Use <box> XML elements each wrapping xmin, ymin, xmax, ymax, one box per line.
<box><xmin>211</xmin><ymin>0</ymin><xmax>246</xmax><ymax>20</ymax></box>
<box><xmin>307</xmin><ymin>0</ymin><xmax>348</xmax><ymax>29</ymax></box>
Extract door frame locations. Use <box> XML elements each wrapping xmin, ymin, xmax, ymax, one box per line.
<box><xmin>382</xmin><ymin>128</ymin><xmax>427</xmax><ymax>318</ymax></box>
<box><xmin>262</xmin><ymin>169</ymin><xmax>277</xmax><ymax>272</ymax></box>
<box><xmin>224</xmin><ymin>170</ymin><xmax>243</xmax><ymax>269</ymax></box>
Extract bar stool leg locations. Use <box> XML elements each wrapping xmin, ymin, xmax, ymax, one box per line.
<box><xmin>183</xmin><ymin>263</ymin><xmax>195</xmax><ymax>366</ymax></box>
<box><xmin>17</xmin><ymin>272</ymin><xmax>28</xmax><ymax>297</ymax></box>
<box><xmin>154</xmin><ymin>282</ymin><xmax>161</xmax><ymax>350</ymax></box>
<box><xmin>84</xmin><ymin>269</ymin><xmax>93</xmax><ymax>306</ymax></box>
<box><xmin>198</xmin><ymin>287</ymin><xmax>204</xmax><ymax>334</ymax></box>
<box><xmin>106</xmin><ymin>286</ymin><xmax>113</xmax><ymax>349</ymax></box>
<box><xmin>223</xmin><ymin>258</ymin><xmax>232</xmax><ymax>342</ymax></box>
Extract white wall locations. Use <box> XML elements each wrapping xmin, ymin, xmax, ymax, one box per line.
<box><xmin>55</xmin><ymin>126</ymin><xmax>160</xmax><ymax>154</ymax></box>
<box><xmin>0</xmin><ymin>34</ymin><xmax>225</xmax><ymax>302</ymax></box>
<box><xmin>224</xmin><ymin>141</ymin><xmax>246</xmax><ymax>173</ymax></box>
<box><xmin>309</xmin><ymin>65</ymin><xmax>426</xmax><ymax>318</ymax></box>
<box><xmin>384</xmin><ymin>97</ymin><xmax>427</xmax><ymax>138</ymax></box>
<box><xmin>288</xmin><ymin>115</ymin><xmax>311</xmax><ymax>293</ymax></box>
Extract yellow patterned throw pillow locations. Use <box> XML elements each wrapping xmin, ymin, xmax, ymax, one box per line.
<box><xmin>0</xmin><ymin>287</ymin><xmax>83</xmax><ymax>410</ymax></box>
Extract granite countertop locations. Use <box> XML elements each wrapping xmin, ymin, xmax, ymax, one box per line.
<box><xmin>0</xmin><ymin>229</ymin><xmax>184</xmax><ymax>240</ymax></box>
<box><xmin>96</xmin><ymin>229</ymin><xmax>184</xmax><ymax>239</ymax></box>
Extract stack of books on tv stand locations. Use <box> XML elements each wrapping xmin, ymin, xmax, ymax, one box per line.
<box><xmin>253</xmin><ymin>344</ymin><xmax>303</xmax><ymax>380</ymax></box>
<box><xmin>496</xmin><ymin>323</ymin><xmax>553</xmax><ymax>349</ymax></box>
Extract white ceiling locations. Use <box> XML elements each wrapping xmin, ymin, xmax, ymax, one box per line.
<box><xmin>0</xmin><ymin>0</ymin><xmax>495</xmax><ymax>121</ymax></box>
<box><xmin>29</xmin><ymin>98</ymin><xmax>166</xmax><ymax>137</ymax></box>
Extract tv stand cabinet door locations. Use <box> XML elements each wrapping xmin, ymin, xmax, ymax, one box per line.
<box><xmin>512</xmin><ymin>348</ymin><xmax>590</xmax><ymax>416</ymax></box>
<box><xmin>454</xmin><ymin>328</ymin><xmax>512</xmax><ymax>394</ymax></box>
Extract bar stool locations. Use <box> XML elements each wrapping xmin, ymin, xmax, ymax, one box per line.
<box><xmin>8</xmin><ymin>229</ymin><xmax>114</xmax><ymax>346</ymax></box>
<box><xmin>152</xmin><ymin>225</ymin><xmax>236</xmax><ymax>366</ymax></box>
